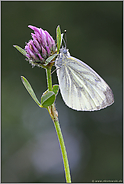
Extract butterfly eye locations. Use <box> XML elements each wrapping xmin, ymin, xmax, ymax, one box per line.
<box><xmin>63</xmin><ymin>49</ymin><xmax>67</xmax><ymax>54</ymax></box>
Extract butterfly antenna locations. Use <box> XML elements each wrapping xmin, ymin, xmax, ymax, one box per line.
<box><xmin>64</xmin><ymin>29</ymin><xmax>67</xmax><ymax>47</ymax></box>
<box><xmin>62</xmin><ymin>30</ymin><xmax>67</xmax><ymax>48</ymax></box>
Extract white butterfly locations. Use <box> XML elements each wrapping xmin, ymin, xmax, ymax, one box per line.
<box><xmin>55</xmin><ymin>47</ymin><xmax>114</xmax><ymax>111</ymax></box>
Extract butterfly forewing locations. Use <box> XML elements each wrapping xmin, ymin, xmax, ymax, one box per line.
<box><xmin>55</xmin><ymin>48</ymin><xmax>114</xmax><ymax>111</ymax></box>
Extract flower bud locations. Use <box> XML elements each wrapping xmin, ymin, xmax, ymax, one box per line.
<box><xmin>25</xmin><ymin>25</ymin><xmax>56</xmax><ymax>67</ymax></box>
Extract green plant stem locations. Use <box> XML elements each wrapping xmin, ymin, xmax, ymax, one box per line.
<box><xmin>46</xmin><ymin>67</ymin><xmax>53</xmax><ymax>91</ymax></box>
<box><xmin>54</xmin><ymin>117</ymin><xmax>71</xmax><ymax>183</ymax></box>
<box><xmin>46</xmin><ymin>67</ymin><xmax>71</xmax><ymax>183</ymax></box>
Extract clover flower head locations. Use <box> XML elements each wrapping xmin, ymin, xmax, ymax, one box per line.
<box><xmin>25</xmin><ymin>25</ymin><xmax>56</xmax><ymax>67</ymax></box>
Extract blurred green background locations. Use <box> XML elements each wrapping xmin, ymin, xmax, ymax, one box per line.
<box><xmin>2</xmin><ymin>1</ymin><xmax>122</xmax><ymax>183</ymax></box>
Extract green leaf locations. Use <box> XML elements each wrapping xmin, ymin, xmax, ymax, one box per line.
<box><xmin>13</xmin><ymin>45</ymin><xmax>27</xmax><ymax>57</ymax></box>
<box><xmin>41</xmin><ymin>91</ymin><xmax>55</xmax><ymax>107</ymax></box>
<box><xmin>53</xmin><ymin>84</ymin><xmax>59</xmax><ymax>96</ymax></box>
<box><xmin>21</xmin><ymin>76</ymin><xmax>41</xmax><ymax>106</ymax></box>
<box><xmin>45</xmin><ymin>53</ymin><xmax>58</xmax><ymax>65</ymax></box>
<box><xmin>56</xmin><ymin>25</ymin><xmax>62</xmax><ymax>53</ymax></box>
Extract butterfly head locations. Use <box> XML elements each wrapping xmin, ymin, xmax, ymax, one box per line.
<box><xmin>59</xmin><ymin>47</ymin><xmax>70</xmax><ymax>58</ymax></box>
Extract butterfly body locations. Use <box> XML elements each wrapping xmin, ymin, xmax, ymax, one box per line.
<box><xmin>55</xmin><ymin>48</ymin><xmax>114</xmax><ymax>111</ymax></box>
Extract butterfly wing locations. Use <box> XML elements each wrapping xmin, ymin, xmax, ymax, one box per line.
<box><xmin>56</xmin><ymin>54</ymin><xmax>114</xmax><ymax>111</ymax></box>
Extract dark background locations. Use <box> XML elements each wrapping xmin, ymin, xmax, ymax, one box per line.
<box><xmin>2</xmin><ymin>1</ymin><xmax>122</xmax><ymax>183</ymax></box>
